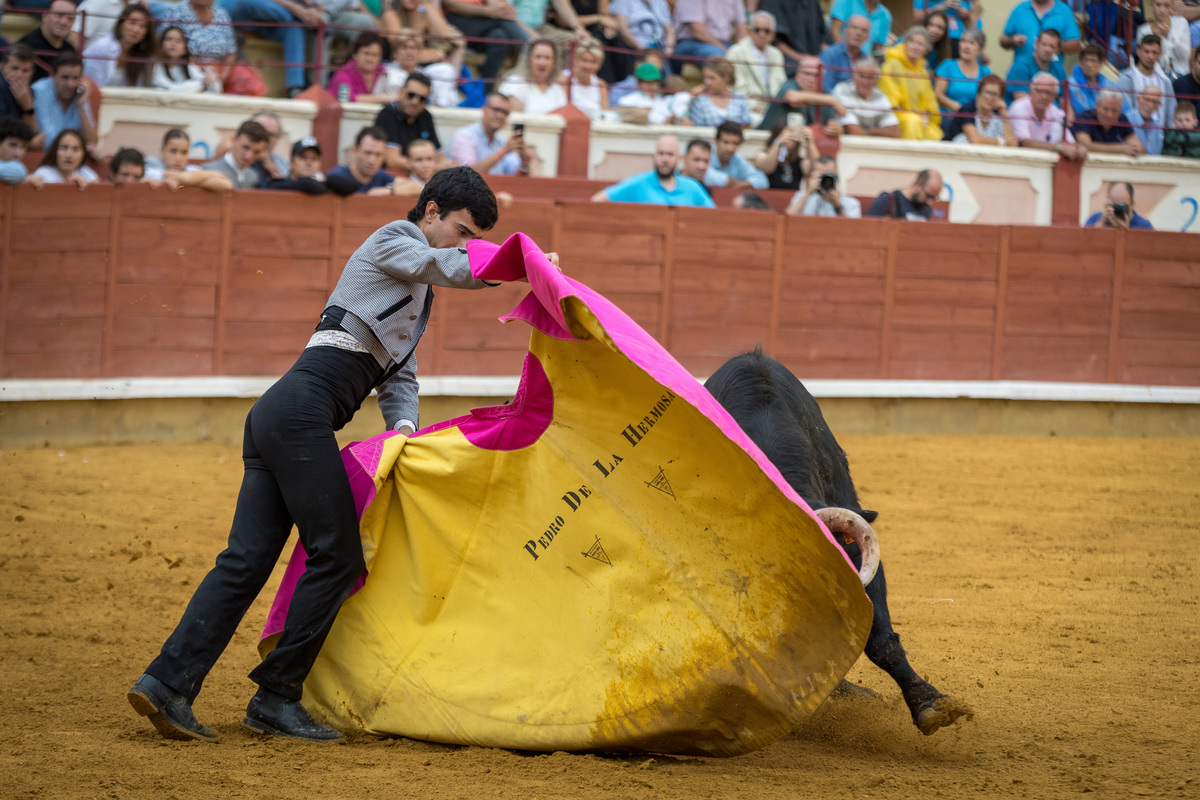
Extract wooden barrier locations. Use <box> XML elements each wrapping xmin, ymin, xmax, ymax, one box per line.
<box><xmin>2</xmin><ymin>183</ymin><xmax>1197</xmax><ymax>386</ymax></box>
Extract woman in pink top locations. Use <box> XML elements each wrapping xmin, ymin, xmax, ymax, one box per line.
<box><xmin>329</xmin><ymin>32</ymin><xmax>395</xmax><ymax>103</ymax></box>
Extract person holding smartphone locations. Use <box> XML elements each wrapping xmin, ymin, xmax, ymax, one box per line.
<box><xmin>448</xmin><ymin>92</ymin><xmax>534</xmax><ymax>176</ymax></box>
<box><xmin>31</xmin><ymin>52</ymin><xmax>98</xmax><ymax>152</ymax></box>
<box><xmin>754</xmin><ymin>112</ymin><xmax>818</xmax><ymax>191</ymax></box>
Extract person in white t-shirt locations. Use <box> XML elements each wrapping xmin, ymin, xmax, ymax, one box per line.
<box><xmin>32</xmin><ymin>128</ymin><xmax>99</xmax><ymax>186</ymax></box>
<box><xmin>498</xmin><ymin>39</ymin><xmax>567</xmax><ymax>115</ymax></box>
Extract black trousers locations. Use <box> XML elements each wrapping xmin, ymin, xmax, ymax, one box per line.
<box><xmin>147</xmin><ymin>345</ymin><xmax>382</xmax><ymax>702</ymax></box>
<box><xmin>446</xmin><ymin>14</ymin><xmax>529</xmax><ymax>80</ymax></box>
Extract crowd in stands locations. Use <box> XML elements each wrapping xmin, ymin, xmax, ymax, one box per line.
<box><xmin>1</xmin><ymin>0</ymin><xmax>1199</xmax><ymax>232</ymax></box>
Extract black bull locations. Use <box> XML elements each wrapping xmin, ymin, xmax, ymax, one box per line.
<box><xmin>705</xmin><ymin>350</ymin><xmax>971</xmax><ymax>735</ymax></box>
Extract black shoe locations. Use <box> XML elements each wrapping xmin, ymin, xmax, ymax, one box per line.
<box><xmin>127</xmin><ymin>673</ymin><xmax>219</xmax><ymax>742</ymax></box>
<box><xmin>243</xmin><ymin>688</ymin><xmax>343</xmax><ymax>742</ymax></box>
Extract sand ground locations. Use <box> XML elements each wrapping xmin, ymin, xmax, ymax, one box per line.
<box><xmin>1</xmin><ymin>434</ymin><xmax>1197</xmax><ymax>799</ymax></box>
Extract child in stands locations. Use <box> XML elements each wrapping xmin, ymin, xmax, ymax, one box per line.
<box><xmin>1162</xmin><ymin>101</ymin><xmax>1200</xmax><ymax>158</ymax></box>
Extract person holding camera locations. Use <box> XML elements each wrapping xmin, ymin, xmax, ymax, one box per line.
<box><xmin>785</xmin><ymin>155</ymin><xmax>861</xmax><ymax>217</ymax></box>
<box><xmin>1084</xmin><ymin>182</ymin><xmax>1154</xmax><ymax>230</ymax></box>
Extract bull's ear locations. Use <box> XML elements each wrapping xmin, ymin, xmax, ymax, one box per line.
<box><xmin>860</xmin><ymin>509</ymin><xmax>879</xmax><ymax>523</ymax></box>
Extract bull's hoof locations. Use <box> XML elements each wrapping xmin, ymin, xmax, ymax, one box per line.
<box><xmin>915</xmin><ymin>695</ymin><xmax>974</xmax><ymax>735</ymax></box>
<box><xmin>832</xmin><ymin>679</ymin><xmax>880</xmax><ymax>700</ymax></box>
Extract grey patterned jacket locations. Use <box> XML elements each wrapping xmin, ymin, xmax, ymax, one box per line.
<box><xmin>325</xmin><ymin>219</ymin><xmax>497</xmax><ymax>430</ymax></box>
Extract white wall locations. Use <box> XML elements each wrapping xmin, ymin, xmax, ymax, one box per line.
<box><xmin>1080</xmin><ymin>154</ymin><xmax>1200</xmax><ymax>233</ymax></box>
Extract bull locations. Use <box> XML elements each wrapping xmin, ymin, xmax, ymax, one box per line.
<box><xmin>705</xmin><ymin>349</ymin><xmax>971</xmax><ymax>735</ymax></box>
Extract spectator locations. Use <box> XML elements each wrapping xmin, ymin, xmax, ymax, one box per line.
<box><xmin>202</xmin><ymin>119</ymin><xmax>270</xmax><ymax>188</ymax></box>
<box><xmin>913</xmin><ymin>0</ymin><xmax>983</xmax><ymax>58</ymax></box>
<box><xmin>673</xmin><ymin>0</ymin><xmax>746</xmax><ymax>62</ymax></box>
<box><xmin>499</xmin><ymin>40</ymin><xmax>568</xmax><ymax>114</ymax></box>
<box><xmin>865</xmin><ymin>168</ymin><xmax>943</xmax><ymax>220</ymax></box>
<box><xmin>0</xmin><ymin>117</ymin><xmax>40</xmax><ymax>186</ymax></box>
<box><xmin>110</xmin><ymin>147</ymin><xmax>146</xmax><ymax>182</ymax></box>
<box><xmin>1118</xmin><ymin>35</ymin><xmax>1178</xmax><ymax>125</ymax></box>
<box><xmin>443</xmin><ymin>0</ymin><xmax>529</xmax><ymax>83</ymax></box>
<box><xmin>33</xmin><ymin>53</ymin><xmax>98</xmax><ymax>150</ymax></box>
<box><xmin>375</xmin><ymin>72</ymin><xmax>446</xmax><ymax>173</ymax></box>
<box><xmin>1000</xmin><ymin>0</ymin><xmax>1081</xmax><ymax>60</ymax></box>
<box><xmin>934</xmin><ymin>28</ymin><xmax>991</xmax><ymax>113</ymax></box>
<box><xmin>1126</xmin><ymin>86</ymin><xmax>1165</xmax><ymax>154</ymax></box>
<box><xmin>609</xmin><ymin>0</ymin><xmax>675</xmax><ymax>58</ymax></box>
<box><xmin>326</xmin><ymin>126</ymin><xmax>395</xmax><ymax>195</ymax></box>
<box><xmin>153</xmin><ymin>26</ymin><xmax>224</xmax><ymax>92</ymax></box>
<box><xmin>1069</xmin><ymin>43</ymin><xmax>1117</xmax><ymax>114</ymax></box>
<box><xmin>448</xmin><ymin>91</ymin><xmax>532</xmax><ymax>175</ymax></box>
<box><xmin>144</xmin><ymin>127</ymin><xmax>235</xmax><ymax>191</ymax></box>
<box><xmin>614</xmin><ymin>60</ymin><xmax>679</xmax><ymax>124</ymax></box>
<box><xmin>1162</xmin><ymin>100</ymin><xmax>1200</xmax><ymax>157</ymax></box>
<box><xmin>924</xmin><ymin>9</ymin><xmax>951</xmax><ymax>71</ymax></box>
<box><xmin>726</xmin><ymin>11</ymin><xmax>787</xmax><ymax>127</ymax></box>
<box><xmin>731</xmin><ymin>190</ymin><xmax>771</xmax><ymax>209</ymax></box>
<box><xmin>163</xmin><ymin>0</ymin><xmax>238</xmax><ymax>91</ymax></box>
<box><xmin>1138</xmin><ymin>0</ymin><xmax>1191</xmax><ymax>78</ymax></box>
<box><xmin>213</xmin><ymin>109</ymin><xmax>289</xmax><ymax>179</ymax></box>
<box><xmin>760</xmin><ymin>54</ymin><xmax>845</xmax><ymax>134</ymax></box>
<box><xmin>215</xmin><ymin>0</ymin><xmax>312</xmax><ymax>97</ymax></box>
<box><xmin>564</xmin><ymin>39</ymin><xmax>608</xmax><ymax>120</ymax></box>
<box><xmin>1084</xmin><ymin>181</ymin><xmax>1154</xmax><ymax>229</ymax></box>
<box><xmin>1010</xmin><ymin>72</ymin><xmax>1088</xmax><ymax>159</ymax></box>
<box><xmin>785</xmin><ymin>154</ymin><xmax>861</xmax><ymax>218</ymax></box>
<box><xmin>590</xmin><ymin>134</ymin><xmax>715</xmax><ymax>207</ymax></box>
<box><xmin>686</xmin><ymin>57</ymin><xmax>751</xmax><ymax>127</ymax></box>
<box><xmin>820</xmin><ymin>14</ymin><xmax>869</xmax><ymax>92</ymax></box>
<box><xmin>706</xmin><ymin>120</ymin><xmax>768</xmax><ymax>189</ymax></box>
<box><xmin>679</xmin><ymin>138</ymin><xmax>714</xmax><ymax>192</ymax></box>
<box><xmin>381</xmin><ymin>0</ymin><xmax>466</xmax><ymax>79</ymax></box>
<box><xmin>70</xmin><ymin>0</ymin><xmax>130</xmax><ymax>51</ymax></box>
<box><xmin>1071</xmin><ymin>89</ymin><xmax>1146</xmax><ymax>156</ymax></box>
<box><xmin>557</xmin><ymin>0</ymin><xmax>634</xmax><ymax>84</ymax></box>
<box><xmin>1</xmin><ymin>45</ymin><xmax>39</xmax><ymax>142</ymax></box>
<box><xmin>756</xmin><ymin>0</ymin><xmax>826</xmax><ymax>63</ymax></box>
<box><xmin>265</xmin><ymin>136</ymin><xmax>329</xmax><ymax>194</ymax></box>
<box><xmin>19</xmin><ymin>0</ymin><xmax>79</xmax><ymax>83</ymax></box>
<box><xmin>836</xmin><ymin>57</ymin><xmax>902</xmax><ymax>137</ymax></box>
<box><xmin>1173</xmin><ymin>46</ymin><xmax>1200</xmax><ymax>101</ymax></box>
<box><xmin>754</xmin><ymin>117</ymin><xmax>817</xmax><ymax>191</ymax></box>
<box><xmin>947</xmin><ymin>74</ymin><xmax>1018</xmax><ymax>145</ymax></box>
<box><xmin>33</xmin><ymin>128</ymin><xmax>98</xmax><ymax>186</ymax></box>
<box><xmin>1005</xmin><ymin>28</ymin><xmax>1065</xmax><ymax>102</ymax></box>
<box><xmin>330</xmin><ymin>31</ymin><xmax>395</xmax><ymax>104</ymax></box>
<box><xmin>880</xmin><ymin>27</ymin><xmax>943</xmax><ymax>140</ymax></box>
<box><xmin>829</xmin><ymin>0</ymin><xmax>892</xmax><ymax>55</ymax></box>
<box><xmin>83</xmin><ymin>3</ymin><xmax>157</xmax><ymax>88</ymax></box>
<box><xmin>391</xmin><ymin>138</ymin><xmax>440</xmax><ymax>195</ymax></box>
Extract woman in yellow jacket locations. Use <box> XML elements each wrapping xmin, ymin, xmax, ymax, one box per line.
<box><xmin>879</xmin><ymin>27</ymin><xmax>943</xmax><ymax>140</ymax></box>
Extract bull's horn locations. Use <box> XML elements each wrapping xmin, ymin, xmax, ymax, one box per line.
<box><xmin>815</xmin><ymin>507</ymin><xmax>880</xmax><ymax>587</ymax></box>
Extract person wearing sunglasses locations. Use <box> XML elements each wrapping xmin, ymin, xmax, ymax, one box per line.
<box><xmin>373</xmin><ymin>71</ymin><xmax>452</xmax><ymax>174</ymax></box>
<box><xmin>725</xmin><ymin>10</ymin><xmax>786</xmax><ymax>128</ymax></box>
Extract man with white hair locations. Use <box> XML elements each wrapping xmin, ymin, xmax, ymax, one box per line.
<box><xmin>1009</xmin><ymin>71</ymin><xmax>1087</xmax><ymax>160</ymax></box>
<box><xmin>725</xmin><ymin>11</ymin><xmax>787</xmax><ymax>127</ymax></box>
<box><xmin>760</xmin><ymin>54</ymin><xmax>845</xmax><ymax>135</ymax></box>
<box><xmin>1070</xmin><ymin>89</ymin><xmax>1145</xmax><ymax>157</ymax></box>
<box><xmin>1126</xmin><ymin>86</ymin><xmax>1165</xmax><ymax>155</ymax></box>
<box><xmin>821</xmin><ymin>14</ymin><xmax>870</xmax><ymax>92</ymax></box>
<box><xmin>591</xmin><ymin>135</ymin><xmax>715</xmax><ymax>208</ymax></box>
<box><xmin>834</xmin><ymin>56</ymin><xmax>901</xmax><ymax>137</ymax></box>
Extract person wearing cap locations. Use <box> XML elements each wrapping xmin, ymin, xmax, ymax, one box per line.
<box><xmin>615</xmin><ymin>62</ymin><xmax>681</xmax><ymax>125</ymax></box>
<box><xmin>448</xmin><ymin>92</ymin><xmax>531</xmax><ymax>176</ymax></box>
<box><xmin>264</xmin><ymin>136</ymin><xmax>329</xmax><ymax>195</ymax></box>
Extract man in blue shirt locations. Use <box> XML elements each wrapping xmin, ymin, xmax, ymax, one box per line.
<box><xmin>1084</xmin><ymin>182</ymin><xmax>1154</xmax><ymax>230</ymax></box>
<box><xmin>1126</xmin><ymin>86</ymin><xmax>1165</xmax><ymax>155</ymax></box>
<box><xmin>829</xmin><ymin>0</ymin><xmax>892</xmax><ymax>55</ymax></box>
<box><xmin>326</xmin><ymin>126</ymin><xmax>396</xmax><ymax>196</ymax></box>
<box><xmin>706</xmin><ymin>121</ymin><xmax>769</xmax><ymax>189</ymax></box>
<box><xmin>1001</xmin><ymin>0</ymin><xmax>1081</xmax><ymax>60</ymax></box>
<box><xmin>820</xmin><ymin>13</ymin><xmax>870</xmax><ymax>91</ymax></box>
<box><xmin>591</xmin><ymin>135</ymin><xmax>715</xmax><ymax>208</ymax></box>
<box><xmin>32</xmin><ymin>52</ymin><xmax>97</xmax><ymax>149</ymax></box>
<box><xmin>1005</xmin><ymin>28</ymin><xmax>1066</xmax><ymax>102</ymax></box>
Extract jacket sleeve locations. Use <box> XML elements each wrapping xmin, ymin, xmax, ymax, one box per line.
<box><xmin>366</xmin><ymin>224</ymin><xmax>495</xmax><ymax>290</ymax></box>
<box><xmin>376</xmin><ymin>352</ymin><xmax>420</xmax><ymax>431</ymax></box>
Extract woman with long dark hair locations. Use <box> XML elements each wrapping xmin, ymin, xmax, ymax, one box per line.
<box><xmin>153</xmin><ymin>25</ymin><xmax>222</xmax><ymax>92</ymax></box>
<box><xmin>33</xmin><ymin>129</ymin><xmax>98</xmax><ymax>186</ymax></box>
<box><xmin>82</xmin><ymin>3</ymin><xmax>156</xmax><ymax>87</ymax></box>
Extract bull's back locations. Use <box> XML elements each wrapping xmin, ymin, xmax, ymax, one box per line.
<box><xmin>705</xmin><ymin>351</ymin><xmax>869</xmax><ymax>519</ymax></box>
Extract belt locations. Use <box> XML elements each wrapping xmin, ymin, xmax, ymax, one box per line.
<box><xmin>306</xmin><ymin>330</ymin><xmax>370</xmax><ymax>354</ymax></box>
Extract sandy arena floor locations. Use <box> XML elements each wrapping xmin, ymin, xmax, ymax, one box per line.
<box><xmin>1</xmin><ymin>433</ymin><xmax>1197</xmax><ymax>799</ymax></box>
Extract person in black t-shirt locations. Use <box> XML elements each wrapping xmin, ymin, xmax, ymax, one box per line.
<box><xmin>18</xmin><ymin>0</ymin><xmax>79</xmax><ymax>83</ymax></box>
<box><xmin>1173</xmin><ymin>47</ymin><xmax>1200</xmax><ymax>101</ymax></box>
<box><xmin>865</xmin><ymin>169</ymin><xmax>944</xmax><ymax>221</ymax></box>
<box><xmin>372</xmin><ymin>72</ymin><xmax>452</xmax><ymax>175</ymax></box>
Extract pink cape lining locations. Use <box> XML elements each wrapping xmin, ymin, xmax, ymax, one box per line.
<box><xmin>260</xmin><ymin>233</ymin><xmax>855</xmax><ymax>646</ymax></box>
